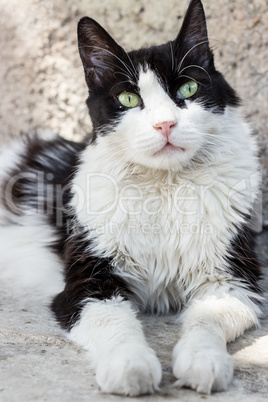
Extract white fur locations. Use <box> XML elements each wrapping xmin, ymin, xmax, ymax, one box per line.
<box><xmin>172</xmin><ymin>290</ymin><xmax>261</xmax><ymax>393</ymax></box>
<box><xmin>173</xmin><ymin>328</ymin><xmax>234</xmax><ymax>393</ymax></box>
<box><xmin>69</xmin><ymin>297</ymin><xmax>162</xmax><ymax>396</ymax></box>
<box><xmin>0</xmin><ymin>216</ymin><xmax>64</xmax><ymax>296</ymax></box>
<box><xmin>0</xmin><ymin>139</ymin><xmax>64</xmax><ymax>295</ymax></box>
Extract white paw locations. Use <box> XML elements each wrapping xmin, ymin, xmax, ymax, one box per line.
<box><xmin>96</xmin><ymin>343</ymin><xmax>162</xmax><ymax>396</ymax></box>
<box><xmin>172</xmin><ymin>335</ymin><xmax>233</xmax><ymax>394</ymax></box>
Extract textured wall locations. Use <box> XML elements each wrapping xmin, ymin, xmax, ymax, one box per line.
<box><xmin>0</xmin><ymin>0</ymin><xmax>267</xmax><ymax>224</ymax></box>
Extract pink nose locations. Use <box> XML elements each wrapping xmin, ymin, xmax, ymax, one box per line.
<box><xmin>154</xmin><ymin>121</ymin><xmax>176</xmax><ymax>139</ymax></box>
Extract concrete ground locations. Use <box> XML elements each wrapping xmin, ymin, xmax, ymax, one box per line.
<box><xmin>0</xmin><ymin>0</ymin><xmax>268</xmax><ymax>401</ymax></box>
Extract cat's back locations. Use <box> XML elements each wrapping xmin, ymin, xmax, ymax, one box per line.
<box><xmin>0</xmin><ymin>132</ymin><xmax>86</xmax><ymax>221</ymax></box>
<box><xmin>0</xmin><ymin>132</ymin><xmax>86</xmax><ymax>293</ymax></box>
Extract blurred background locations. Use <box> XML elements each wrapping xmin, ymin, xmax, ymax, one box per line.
<box><xmin>0</xmin><ymin>0</ymin><xmax>267</xmax><ymax>227</ymax></box>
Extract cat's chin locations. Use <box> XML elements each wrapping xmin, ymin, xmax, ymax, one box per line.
<box><xmin>134</xmin><ymin>145</ymin><xmax>190</xmax><ymax>171</ymax></box>
<box><xmin>153</xmin><ymin>143</ymin><xmax>186</xmax><ymax>158</ymax></box>
<box><xmin>145</xmin><ymin>143</ymin><xmax>188</xmax><ymax>170</ymax></box>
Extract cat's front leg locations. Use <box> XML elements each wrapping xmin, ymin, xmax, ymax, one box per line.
<box><xmin>172</xmin><ymin>287</ymin><xmax>261</xmax><ymax>394</ymax></box>
<box><xmin>68</xmin><ymin>296</ymin><xmax>162</xmax><ymax>396</ymax></box>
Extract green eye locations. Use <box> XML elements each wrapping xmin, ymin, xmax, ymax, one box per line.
<box><xmin>178</xmin><ymin>80</ymin><xmax>198</xmax><ymax>99</ymax></box>
<box><xmin>118</xmin><ymin>92</ymin><xmax>141</xmax><ymax>108</ymax></box>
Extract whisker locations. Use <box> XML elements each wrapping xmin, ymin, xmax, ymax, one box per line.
<box><xmin>79</xmin><ymin>44</ymin><xmax>137</xmax><ymax>81</ymax></box>
<box><xmin>84</xmin><ymin>57</ymin><xmax>136</xmax><ymax>86</ymax></box>
<box><xmin>124</xmin><ymin>52</ymin><xmax>138</xmax><ymax>80</ymax></box>
<box><xmin>169</xmin><ymin>41</ymin><xmax>175</xmax><ymax>73</ymax></box>
<box><xmin>110</xmin><ymin>80</ymin><xmax>136</xmax><ymax>94</ymax></box>
<box><xmin>177</xmin><ymin>40</ymin><xmax>209</xmax><ymax>74</ymax></box>
<box><xmin>177</xmin><ymin>74</ymin><xmax>204</xmax><ymax>87</ymax></box>
<box><xmin>179</xmin><ymin>65</ymin><xmax>212</xmax><ymax>87</ymax></box>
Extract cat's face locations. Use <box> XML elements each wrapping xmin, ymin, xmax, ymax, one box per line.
<box><xmin>78</xmin><ymin>0</ymin><xmax>239</xmax><ymax>171</ymax></box>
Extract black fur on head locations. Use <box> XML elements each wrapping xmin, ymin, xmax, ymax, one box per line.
<box><xmin>77</xmin><ymin>0</ymin><xmax>240</xmax><ymax>138</ymax></box>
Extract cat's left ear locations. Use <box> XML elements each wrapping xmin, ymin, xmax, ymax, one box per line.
<box><xmin>174</xmin><ymin>0</ymin><xmax>214</xmax><ymax>69</ymax></box>
<box><xmin>78</xmin><ymin>17</ymin><xmax>130</xmax><ymax>88</ymax></box>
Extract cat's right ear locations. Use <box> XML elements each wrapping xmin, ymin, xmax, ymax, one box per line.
<box><xmin>174</xmin><ymin>0</ymin><xmax>214</xmax><ymax>69</ymax></box>
<box><xmin>77</xmin><ymin>17</ymin><xmax>127</xmax><ymax>87</ymax></box>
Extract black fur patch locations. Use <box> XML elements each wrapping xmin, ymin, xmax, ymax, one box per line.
<box><xmin>227</xmin><ymin>225</ymin><xmax>263</xmax><ymax>295</ymax></box>
<box><xmin>51</xmin><ymin>226</ymin><xmax>131</xmax><ymax>330</ymax></box>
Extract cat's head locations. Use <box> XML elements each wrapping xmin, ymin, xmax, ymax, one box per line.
<box><xmin>78</xmin><ymin>0</ymin><xmax>240</xmax><ymax>171</ymax></box>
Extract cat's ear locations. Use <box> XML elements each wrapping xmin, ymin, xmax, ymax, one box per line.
<box><xmin>77</xmin><ymin>17</ymin><xmax>129</xmax><ymax>87</ymax></box>
<box><xmin>174</xmin><ymin>0</ymin><xmax>214</xmax><ymax>69</ymax></box>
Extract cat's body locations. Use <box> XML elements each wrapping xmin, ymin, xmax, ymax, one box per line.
<box><xmin>0</xmin><ymin>0</ymin><xmax>263</xmax><ymax>396</ymax></box>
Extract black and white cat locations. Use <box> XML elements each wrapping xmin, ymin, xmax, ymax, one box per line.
<box><xmin>0</xmin><ymin>0</ymin><xmax>263</xmax><ymax>396</ymax></box>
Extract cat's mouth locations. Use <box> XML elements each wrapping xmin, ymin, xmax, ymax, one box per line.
<box><xmin>153</xmin><ymin>143</ymin><xmax>186</xmax><ymax>157</ymax></box>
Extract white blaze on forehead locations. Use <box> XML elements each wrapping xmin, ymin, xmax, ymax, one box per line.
<box><xmin>138</xmin><ymin>68</ymin><xmax>178</xmax><ymax>125</ymax></box>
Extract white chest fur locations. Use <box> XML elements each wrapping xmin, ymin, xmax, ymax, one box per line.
<box><xmin>72</xmin><ymin>108</ymin><xmax>259</xmax><ymax>313</ymax></box>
